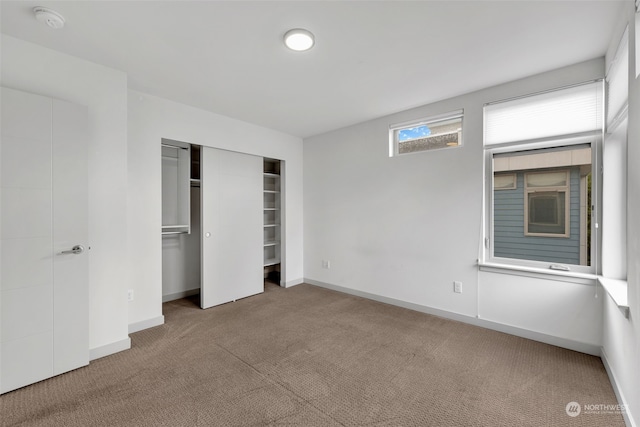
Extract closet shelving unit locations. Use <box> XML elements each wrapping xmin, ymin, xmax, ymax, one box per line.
<box><xmin>263</xmin><ymin>159</ymin><xmax>281</xmax><ymax>282</ymax></box>
<box><xmin>161</xmin><ymin>141</ymin><xmax>191</xmax><ymax>235</ymax></box>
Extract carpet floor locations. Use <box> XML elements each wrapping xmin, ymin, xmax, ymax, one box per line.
<box><xmin>0</xmin><ymin>283</ymin><xmax>625</xmax><ymax>426</ymax></box>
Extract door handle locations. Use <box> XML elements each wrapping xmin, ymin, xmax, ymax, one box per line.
<box><xmin>60</xmin><ymin>245</ymin><xmax>84</xmax><ymax>255</ymax></box>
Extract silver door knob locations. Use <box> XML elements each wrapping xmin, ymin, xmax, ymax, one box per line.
<box><xmin>61</xmin><ymin>245</ymin><xmax>84</xmax><ymax>255</ymax></box>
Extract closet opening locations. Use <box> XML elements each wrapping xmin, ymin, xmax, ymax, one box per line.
<box><xmin>162</xmin><ymin>140</ymin><xmax>286</xmax><ymax>308</ymax></box>
<box><xmin>263</xmin><ymin>158</ymin><xmax>283</xmax><ymax>287</ymax></box>
<box><xmin>161</xmin><ymin>139</ymin><xmax>201</xmax><ymax>305</ymax></box>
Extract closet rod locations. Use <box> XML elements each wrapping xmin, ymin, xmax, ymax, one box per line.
<box><xmin>161</xmin><ymin>143</ymin><xmax>189</xmax><ymax>150</ymax></box>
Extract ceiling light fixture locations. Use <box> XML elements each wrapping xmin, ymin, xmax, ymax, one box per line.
<box><xmin>284</xmin><ymin>29</ymin><xmax>315</xmax><ymax>52</ymax></box>
<box><xmin>33</xmin><ymin>7</ymin><xmax>65</xmax><ymax>29</ymax></box>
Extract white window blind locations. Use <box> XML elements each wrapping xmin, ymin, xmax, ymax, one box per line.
<box><xmin>606</xmin><ymin>26</ymin><xmax>629</xmax><ymax>130</ymax></box>
<box><xmin>484</xmin><ymin>81</ymin><xmax>603</xmax><ymax>146</ymax></box>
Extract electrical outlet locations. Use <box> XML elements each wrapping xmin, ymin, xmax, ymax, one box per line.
<box><xmin>127</xmin><ymin>289</ymin><xmax>134</xmax><ymax>301</ymax></box>
<box><xmin>453</xmin><ymin>281</ymin><xmax>462</xmax><ymax>293</ymax></box>
<box><xmin>322</xmin><ymin>260</ymin><xmax>330</xmax><ymax>269</ymax></box>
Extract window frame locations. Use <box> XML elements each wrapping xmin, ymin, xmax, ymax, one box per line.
<box><xmin>389</xmin><ymin>110</ymin><xmax>463</xmax><ymax>157</ymax></box>
<box><xmin>484</xmin><ymin>134</ymin><xmax>602</xmax><ymax>275</ymax></box>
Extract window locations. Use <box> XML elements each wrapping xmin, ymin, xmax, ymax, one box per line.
<box><xmin>602</xmin><ymin>26</ymin><xmax>629</xmax><ymax>280</ymax></box>
<box><xmin>389</xmin><ymin>110</ymin><xmax>463</xmax><ymax>156</ymax></box>
<box><xmin>607</xmin><ymin>26</ymin><xmax>629</xmax><ymax>130</ymax></box>
<box><xmin>484</xmin><ymin>81</ymin><xmax>603</xmax><ymax>273</ymax></box>
<box><xmin>491</xmin><ymin>146</ymin><xmax>593</xmax><ymax>267</ymax></box>
<box><xmin>494</xmin><ymin>173</ymin><xmax>516</xmax><ymax>190</ymax></box>
<box><xmin>524</xmin><ymin>170</ymin><xmax>569</xmax><ymax>237</ymax></box>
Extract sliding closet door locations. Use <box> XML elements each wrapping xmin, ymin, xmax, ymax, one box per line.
<box><xmin>200</xmin><ymin>147</ymin><xmax>262</xmax><ymax>309</ymax></box>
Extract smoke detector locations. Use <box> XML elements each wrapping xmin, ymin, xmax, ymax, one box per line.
<box><xmin>33</xmin><ymin>7</ymin><xmax>65</xmax><ymax>29</ymax></box>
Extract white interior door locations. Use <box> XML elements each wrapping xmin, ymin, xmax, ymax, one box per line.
<box><xmin>1</xmin><ymin>87</ymin><xmax>89</xmax><ymax>394</ymax></box>
<box><xmin>201</xmin><ymin>147</ymin><xmax>262</xmax><ymax>309</ymax></box>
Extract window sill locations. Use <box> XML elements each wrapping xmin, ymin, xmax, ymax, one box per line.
<box><xmin>478</xmin><ymin>261</ymin><xmax>597</xmax><ymax>285</ymax></box>
<box><xmin>598</xmin><ymin>277</ymin><xmax>629</xmax><ymax>318</ymax></box>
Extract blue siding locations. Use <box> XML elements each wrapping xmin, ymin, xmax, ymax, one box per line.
<box><xmin>494</xmin><ymin>169</ymin><xmax>582</xmax><ymax>265</ymax></box>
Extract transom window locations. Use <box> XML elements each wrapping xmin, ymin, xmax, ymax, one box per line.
<box><xmin>389</xmin><ymin>110</ymin><xmax>463</xmax><ymax>156</ymax></box>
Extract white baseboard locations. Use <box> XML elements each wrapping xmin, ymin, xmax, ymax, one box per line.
<box><xmin>128</xmin><ymin>315</ymin><xmax>165</xmax><ymax>334</ymax></box>
<box><xmin>601</xmin><ymin>348</ymin><xmax>636</xmax><ymax>427</ymax></box>
<box><xmin>284</xmin><ymin>278</ymin><xmax>304</xmax><ymax>288</ymax></box>
<box><xmin>162</xmin><ymin>288</ymin><xmax>200</xmax><ymax>303</ymax></box>
<box><xmin>304</xmin><ymin>278</ymin><xmax>600</xmax><ymax>356</ymax></box>
<box><xmin>89</xmin><ymin>337</ymin><xmax>131</xmax><ymax>361</ymax></box>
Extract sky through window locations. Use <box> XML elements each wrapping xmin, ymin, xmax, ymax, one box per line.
<box><xmin>398</xmin><ymin>125</ymin><xmax>431</xmax><ymax>142</ymax></box>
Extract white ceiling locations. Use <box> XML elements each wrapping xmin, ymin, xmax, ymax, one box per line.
<box><xmin>0</xmin><ymin>1</ymin><xmax>626</xmax><ymax>138</ymax></box>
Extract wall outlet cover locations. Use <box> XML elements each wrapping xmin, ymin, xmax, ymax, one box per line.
<box><xmin>454</xmin><ymin>281</ymin><xmax>462</xmax><ymax>293</ymax></box>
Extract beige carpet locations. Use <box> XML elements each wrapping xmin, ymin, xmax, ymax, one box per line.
<box><xmin>0</xmin><ymin>283</ymin><xmax>625</xmax><ymax>426</ymax></box>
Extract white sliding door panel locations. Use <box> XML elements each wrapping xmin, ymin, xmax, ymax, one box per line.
<box><xmin>0</xmin><ymin>88</ymin><xmax>88</xmax><ymax>394</ymax></box>
<box><xmin>201</xmin><ymin>148</ymin><xmax>262</xmax><ymax>309</ymax></box>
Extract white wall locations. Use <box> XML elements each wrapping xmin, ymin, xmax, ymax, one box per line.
<box><xmin>602</xmin><ymin>3</ymin><xmax>640</xmax><ymax>427</ymax></box>
<box><xmin>0</xmin><ymin>34</ymin><xmax>304</xmax><ymax>354</ymax></box>
<box><xmin>304</xmin><ymin>58</ymin><xmax>605</xmax><ymax>353</ymax></box>
<box><xmin>1</xmin><ymin>35</ymin><xmax>130</xmax><ymax>355</ymax></box>
<box><xmin>127</xmin><ymin>90</ymin><xmax>303</xmax><ymax>328</ymax></box>
<box><xmin>3</xmin><ymin>35</ymin><xmax>308</xmax><ymax>360</ymax></box>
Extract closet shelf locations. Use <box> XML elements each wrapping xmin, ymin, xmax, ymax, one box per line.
<box><xmin>162</xmin><ymin>225</ymin><xmax>189</xmax><ymax>229</ymax></box>
<box><xmin>264</xmin><ymin>158</ymin><xmax>281</xmax><ymax>272</ymax></box>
